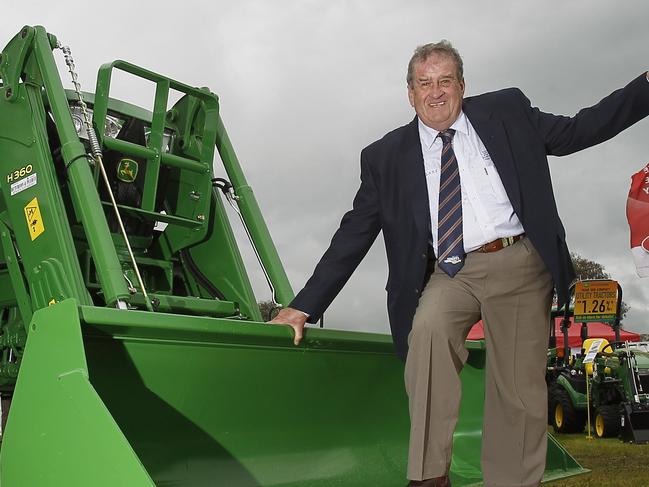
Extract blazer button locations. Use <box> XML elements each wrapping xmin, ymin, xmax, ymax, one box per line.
<box><xmin>414</xmin><ymin>288</ymin><xmax>419</xmax><ymax>294</ymax></box>
<box><xmin>421</xmin><ymin>253</ymin><xmax>427</xmax><ymax>259</ymax></box>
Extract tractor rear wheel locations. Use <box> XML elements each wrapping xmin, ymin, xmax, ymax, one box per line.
<box><xmin>547</xmin><ymin>384</ymin><xmax>555</xmax><ymax>425</ymax></box>
<box><xmin>551</xmin><ymin>387</ymin><xmax>585</xmax><ymax>433</ymax></box>
<box><xmin>594</xmin><ymin>405</ymin><xmax>621</xmax><ymax>438</ymax></box>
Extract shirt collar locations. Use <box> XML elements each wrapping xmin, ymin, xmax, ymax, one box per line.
<box><xmin>418</xmin><ymin>111</ymin><xmax>469</xmax><ymax>150</ymax></box>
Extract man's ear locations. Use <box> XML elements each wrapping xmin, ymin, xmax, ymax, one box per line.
<box><xmin>407</xmin><ymin>85</ymin><xmax>415</xmax><ymax>107</ymax></box>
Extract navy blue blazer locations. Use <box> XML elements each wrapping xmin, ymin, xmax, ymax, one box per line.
<box><xmin>291</xmin><ymin>74</ymin><xmax>649</xmax><ymax>361</ymax></box>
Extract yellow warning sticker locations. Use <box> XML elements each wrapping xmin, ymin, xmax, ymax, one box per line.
<box><xmin>24</xmin><ymin>197</ymin><xmax>45</xmax><ymax>241</ymax></box>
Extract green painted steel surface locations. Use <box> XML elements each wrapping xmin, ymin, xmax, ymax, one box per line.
<box><xmin>1</xmin><ymin>301</ymin><xmax>585</xmax><ymax>486</ymax></box>
<box><xmin>0</xmin><ymin>58</ymin><xmax>93</xmax><ymax>309</ymax></box>
<box><xmin>555</xmin><ymin>374</ymin><xmax>588</xmax><ymax>409</ymax></box>
<box><xmin>0</xmin><ymin>25</ymin><xmax>587</xmax><ymax>486</ymax></box>
<box><xmin>633</xmin><ymin>350</ymin><xmax>649</xmax><ymax>368</ymax></box>
<box><xmin>31</xmin><ymin>26</ymin><xmax>130</xmax><ymax>307</ymax></box>
<box><xmin>0</xmin><ymin>301</ymin><xmax>155</xmax><ymax>486</ymax></box>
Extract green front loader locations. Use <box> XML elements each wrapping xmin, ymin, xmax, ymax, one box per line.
<box><xmin>0</xmin><ymin>26</ymin><xmax>585</xmax><ymax>486</ymax></box>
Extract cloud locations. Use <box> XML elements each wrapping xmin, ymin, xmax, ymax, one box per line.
<box><xmin>3</xmin><ymin>0</ymin><xmax>648</xmax><ymax>334</ymax></box>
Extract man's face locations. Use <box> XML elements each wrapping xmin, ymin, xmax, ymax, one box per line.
<box><xmin>408</xmin><ymin>53</ymin><xmax>465</xmax><ymax>131</ymax></box>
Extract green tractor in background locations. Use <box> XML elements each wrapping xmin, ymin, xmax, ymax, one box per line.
<box><xmin>547</xmin><ymin>280</ymin><xmax>649</xmax><ymax>442</ymax></box>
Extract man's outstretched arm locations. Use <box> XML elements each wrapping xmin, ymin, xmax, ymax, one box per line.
<box><xmin>521</xmin><ymin>71</ymin><xmax>649</xmax><ymax>156</ymax></box>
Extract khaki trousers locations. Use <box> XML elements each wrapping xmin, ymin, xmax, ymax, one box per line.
<box><xmin>405</xmin><ymin>237</ymin><xmax>553</xmax><ymax>487</ymax></box>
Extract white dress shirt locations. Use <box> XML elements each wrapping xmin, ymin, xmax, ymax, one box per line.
<box><xmin>419</xmin><ymin>112</ymin><xmax>525</xmax><ymax>254</ymax></box>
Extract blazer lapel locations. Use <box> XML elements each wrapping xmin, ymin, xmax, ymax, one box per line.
<box><xmin>463</xmin><ymin>99</ymin><xmax>522</xmax><ymax>216</ymax></box>
<box><xmin>399</xmin><ymin>102</ymin><xmax>523</xmax><ymax>241</ymax></box>
<box><xmin>400</xmin><ymin>117</ymin><xmax>431</xmax><ymax>236</ymax></box>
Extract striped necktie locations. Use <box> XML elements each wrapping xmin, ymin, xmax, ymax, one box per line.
<box><xmin>437</xmin><ymin>129</ymin><xmax>464</xmax><ymax>277</ymax></box>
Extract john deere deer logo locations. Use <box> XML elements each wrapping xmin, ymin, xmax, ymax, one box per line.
<box><xmin>117</xmin><ymin>158</ymin><xmax>138</xmax><ymax>183</ymax></box>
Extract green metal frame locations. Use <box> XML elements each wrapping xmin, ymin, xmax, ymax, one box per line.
<box><xmin>0</xmin><ymin>25</ymin><xmax>588</xmax><ymax>486</ymax></box>
<box><xmin>555</xmin><ymin>374</ymin><xmax>589</xmax><ymax>410</ymax></box>
<box><xmin>0</xmin><ymin>300</ymin><xmax>586</xmax><ymax>486</ymax></box>
<box><xmin>94</xmin><ymin>60</ymin><xmax>213</xmax><ymax>222</ymax></box>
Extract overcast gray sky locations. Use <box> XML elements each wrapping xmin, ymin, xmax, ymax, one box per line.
<box><xmin>5</xmin><ymin>1</ymin><xmax>649</xmax><ymax>333</ymax></box>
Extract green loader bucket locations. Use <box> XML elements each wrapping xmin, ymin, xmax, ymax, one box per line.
<box><xmin>0</xmin><ymin>300</ymin><xmax>585</xmax><ymax>486</ymax></box>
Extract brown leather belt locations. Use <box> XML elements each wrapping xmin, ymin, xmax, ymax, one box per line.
<box><xmin>474</xmin><ymin>234</ymin><xmax>525</xmax><ymax>253</ymax></box>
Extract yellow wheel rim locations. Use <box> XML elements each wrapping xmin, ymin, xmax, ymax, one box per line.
<box><xmin>595</xmin><ymin>414</ymin><xmax>605</xmax><ymax>437</ymax></box>
<box><xmin>555</xmin><ymin>403</ymin><xmax>564</xmax><ymax>428</ymax></box>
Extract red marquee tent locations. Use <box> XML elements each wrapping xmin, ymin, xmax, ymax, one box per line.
<box><xmin>467</xmin><ymin>318</ymin><xmax>641</xmax><ymax>348</ymax></box>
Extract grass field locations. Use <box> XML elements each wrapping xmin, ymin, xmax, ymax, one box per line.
<box><xmin>547</xmin><ymin>429</ymin><xmax>649</xmax><ymax>486</ymax></box>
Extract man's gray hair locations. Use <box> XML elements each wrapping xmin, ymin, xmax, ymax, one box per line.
<box><xmin>406</xmin><ymin>40</ymin><xmax>464</xmax><ymax>86</ymax></box>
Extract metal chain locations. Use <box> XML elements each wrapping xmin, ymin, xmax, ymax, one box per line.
<box><xmin>58</xmin><ymin>46</ymin><xmax>102</xmax><ymax>158</ymax></box>
<box><xmin>57</xmin><ymin>43</ymin><xmax>153</xmax><ymax>312</ymax></box>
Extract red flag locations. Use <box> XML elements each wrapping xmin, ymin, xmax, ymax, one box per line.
<box><xmin>627</xmin><ymin>162</ymin><xmax>649</xmax><ymax>277</ymax></box>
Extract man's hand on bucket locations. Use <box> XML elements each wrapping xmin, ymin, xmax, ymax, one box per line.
<box><xmin>269</xmin><ymin>307</ymin><xmax>308</xmax><ymax>345</ymax></box>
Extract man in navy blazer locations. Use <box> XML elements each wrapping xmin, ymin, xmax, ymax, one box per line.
<box><xmin>272</xmin><ymin>41</ymin><xmax>649</xmax><ymax>486</ymax></box>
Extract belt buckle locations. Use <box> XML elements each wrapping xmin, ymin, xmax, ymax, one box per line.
<box><xmin>477</xmin><ymin>234</ymin><xmax>522</xmax><ymax>254</ymax></box>
<box><xmin>504</xmin><ymin>235</ymin><xmax>522</xmax><ymax>249</ymax></box>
